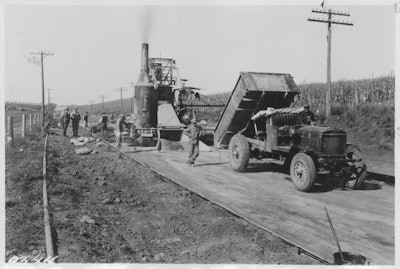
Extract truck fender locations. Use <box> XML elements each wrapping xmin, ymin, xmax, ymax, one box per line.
<box><xmin>283</xmin><ymin>146</ymin><xmax>300</xmax><ymax>170</ymax></box>
<box><xmin>346</xmin><ymin>143</ymin><xmax>362</xmax><ymax>152</ymax></box>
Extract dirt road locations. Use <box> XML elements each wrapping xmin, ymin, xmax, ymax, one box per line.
<box><xmin>117</xmin><ymin>144</ymin><xmax>394</xmax><ymax>265</ymax></box>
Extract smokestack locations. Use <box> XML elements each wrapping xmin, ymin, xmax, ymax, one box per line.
<box><xmin>136</xmin><ymin>43</ymin><xmax>151</xmax><ymax>85</ymax></box>
<box><xmin>135</xmin><ymin>43</ymin><xmax>157</xmax><ymax>129</ymax></box>
<box><xmin>141</xmin><ymin>43</ymin><xmax>149</xmax><ymax>72</ymax></box>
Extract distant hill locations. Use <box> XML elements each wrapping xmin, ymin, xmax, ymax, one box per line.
<box><xmin>76</xmin><ymin>98</ymin><xmax>134</xmax><ymax>116</ymax></box>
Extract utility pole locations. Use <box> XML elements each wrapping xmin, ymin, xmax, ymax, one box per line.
<box><xmin>99</xmin><ymin>95</ymin><xmax>107</xmax><ymax>112</ymax></box>
<box><xmin>115</xmin><ymin>87</ymin><xmax>127</xmax><ymax>114</ymax></box>
<box><xmin>308</xmin><ymin>8</ymin><xmax>353</xmax><ymax>117</ymax></box>
<box><xmin>130</xmin><ymin>82</ymin><xmax>135</xmax><ymax>115</ymax></box>
<box><xmin>30</xmin><ymin>51</ymin><xmax>54</xmax><ymax>126</ymax></box>
<box><xmin>46</xmin><ymin>88</ymin><xmax>55</xmax><ymax>105</ymax></box>
<box><xmin>131</xmin><ymin>91</ymin><xmax>133</xmax><ymax>114</ymax></box>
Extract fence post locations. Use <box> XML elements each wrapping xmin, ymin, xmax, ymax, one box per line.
<box><xmin>29</xmin><ymin>114</ymin><xmax>33</xmax><ymax>133</ymax></box>
<box><xmin>22</xmin><ymin>114</ymin><xmax>26</xmax><ymax>137</ymax></box>
<box><xmin>7</xmin><ymin>116</ymin><xmax>14</xmax><ymax>147</ymax></box>
<box><xmin>354</xmin><ymin>87</ymin><xmax>359</xmax><ymax>107</ymax></box>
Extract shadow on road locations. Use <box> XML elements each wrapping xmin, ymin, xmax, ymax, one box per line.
<box><xmin>195</xmin><ymin>162</ymin><xmax>229</xmax><ymax>167</ymax></box>
<box><xmin>123</xmin><ymin>149</ymin><xmax>157</xmax><ymax>154</ymax></box>
<box><xmin>246</xmin><ymin>163</ymin><xmax>286</xmax><ymax>173</ymax></box>
<box><xmin>360</xmin><ymin>180</ymin><xmax>383</xmax><ymax>191</ymax></box>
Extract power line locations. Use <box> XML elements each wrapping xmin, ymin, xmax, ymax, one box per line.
<box><xmin>115</xmin><ymin>87</ymin><xmax>127</xmax><ymax>114</ymax></box>
<box><xmin>30</xmin><ymin>51</ymin><xmax>54</xmax><ymax>126</ymax></box>
<box><xmin>308</xmin><ymin>8</ymin><xmax>353</xmax><ymax>117</ymax></box>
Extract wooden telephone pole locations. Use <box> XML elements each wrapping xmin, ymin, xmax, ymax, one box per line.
<box><xmin>90</xmin><ymin>100</ymin><xmax>94</xmax><ymax>114</ymax></box>
<box><xmin>46</xmin><ymin>88</ymin><xmax>55</xmax><ymax>106</ymax></box>
<box><xmin>115</xmin><ymin>87</ymin><xmax>127</xmax><ymax>114</ymax></box>
<box><xmin>30</xmin><ymin>51</ymin><xmax>54</xmax><ymax>126</ymax></box>
<box><xmin>99</xmin><ymin>95</ymin><xmax>107</xmax><ymax>112</ymax></box>
<box><xmin>308</xmin><ymin>8</ymin><xmax>353</xmax><ymax>117</ymax></box>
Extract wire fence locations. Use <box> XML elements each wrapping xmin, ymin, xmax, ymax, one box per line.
<box><xmin>5</xmin><ymin>112</ymin><xmax>42</xmax><ymax>146</ymax></box>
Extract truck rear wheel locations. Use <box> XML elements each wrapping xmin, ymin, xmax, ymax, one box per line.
<box><xmin>290</xmin><ymin>153</ymin><xmax>316</xmax><ymax>192</ymax></box>
<box><xmin>228</xmin><ymin>134</ymin><xmax>250</xmax><ymax>172</ymax></box>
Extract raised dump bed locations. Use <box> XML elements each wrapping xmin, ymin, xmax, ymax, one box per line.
<box><xmin>214</xmin><ymin>72</ymin><xmax>299</xmax><ymax>149</ymax></box>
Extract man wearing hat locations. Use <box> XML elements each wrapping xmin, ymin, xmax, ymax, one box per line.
<box><xmin>115</xmin><ymin>114</ymin><xmax>129</xmax><ymax>149</ymax></box>
<box><xmin>70</xmin><ymin>107</ymin><xmax>81</xmax><ymax>137</ymax></box>
<box><xmin>99</xmin><ymin>112</ymin><xmax>108</xmax><ymax>138</ymax></box>
<box><xmin>60</xmin><ymin>107</ymin><xmax>71</xmax><ymax>136</ymax></box>
<box><xmin>83</xmin><ymin>112</ymin><xmax>89</xmax><ymax>129</ymax></box>
<box><xmin>183</xmin><ymin>118</ymin><xmax>201</xmax><ymax>167</ymax></box>
<box><xmin>298</xmin><ymin>105</ymin><xmax>318</xmax><ymax>125</ymax></box>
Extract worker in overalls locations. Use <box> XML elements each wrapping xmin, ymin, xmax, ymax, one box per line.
<box><xmin>183</xmin><ymin>118</ymin><xmax>201</xmax><ymax>167</ymax></box>
<box><xmin>70</xmin><ymin>108</ymin><xmax>81</xmax><ymax>137</ymax></box>
<box><xmin>60</xmin><ymin>107</ymin><xmax>70</xmax><ymax>136</ymax></box>
<box><xmin>115</xmin><ymin>114</ymin><xmax>129</xmax><ymax>149</ymax></box>
<box><xmin>99</xmin><ymin>112</ymin><xmax>108</xmax><ymax>138</ymax></box>
<box><xmin>83</xmin><ymin>112</ymin><xmax>89</xmax><ymax>129</ymax></box>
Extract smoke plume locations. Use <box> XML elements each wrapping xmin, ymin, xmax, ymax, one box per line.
<box><xmin>139</xmin><ymin>7</ymin><xmax>154</xmax><ymax>43</ymax></box>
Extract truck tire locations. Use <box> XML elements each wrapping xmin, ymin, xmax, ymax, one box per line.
<box><xmin>290</xmin><ymin>153</ymin><xmax>316</xmax><ymax>192</ymax></box>
<box><xmin>228</xmin><ymin>134</ymin><xmax>250</xmax><ymax>172</ymax></box>
<box><xmin>346</xmin><ymin>144</ymin><xmax>367</xmax><ymax>190</ymax></box>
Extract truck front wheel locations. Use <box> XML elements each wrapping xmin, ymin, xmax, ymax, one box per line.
<box><xmin>346</xmin><ymin>144</ymin><xmax>367</xmax><ymax>190</ymax></box>
<box><xmin>228</xmin><ymin>134</ymin><xmax>250</xmax><ymax>172</ymax></box>
<box><xmin>290</xmin><ymin>153</ymin><xmax>316</xmax><ymax>192</ymax></box>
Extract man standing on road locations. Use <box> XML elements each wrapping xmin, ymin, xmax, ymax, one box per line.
<box><xmin>70</xmin><ymin>108</ymin><xmax>81</xmax><ymax>137</ymax></box>
<box><xmin>183</xmin><ymin>118</ymin><xmax>201</xmax><ymax>167</ymax></box>
<box><xmin>83</xmin><ymin>112</ymin><xmax>89</xmax><ymax>129</ymax></box>
<box><xmin>115</xmin><ymin>114</ymin><xmax>129</xmax><ymax>149</ymax></box>
<box><xmin>60</xmin><ymin>107</ymin><xmax>70</xmax><ymax>137</ymax></box>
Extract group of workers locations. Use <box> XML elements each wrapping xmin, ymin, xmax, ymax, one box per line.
<box><xmin>59</xmin><ymin>107</ymin><xmax>85</xmax><ymax>137</ymax></box>
<box><xmin>59</xmin><ymin>108</ymin><xmax>130</xmax><ymax>149</ymax></box>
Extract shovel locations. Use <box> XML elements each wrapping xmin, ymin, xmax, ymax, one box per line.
<box><xmin>325</xmin><ymin>206</ymin><xmax>348</xmax><ymax>264</ymax></box>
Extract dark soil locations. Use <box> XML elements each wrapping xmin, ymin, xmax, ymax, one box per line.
<box><xmin>5</xmin><ymin>128</ymin><xmax>320</xmax><ymax>264</ymax></box>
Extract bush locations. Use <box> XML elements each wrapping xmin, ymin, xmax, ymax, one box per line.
<box><xmin>331</xmin><ymin>106</ymin><xmax>345</xmax><ymax>116</ymax></box>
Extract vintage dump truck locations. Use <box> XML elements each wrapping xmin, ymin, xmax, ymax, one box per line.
<box><xmin>214</xmin><ymin>72</ymin><xmax>367</xmax><ymax>192</ymax></box>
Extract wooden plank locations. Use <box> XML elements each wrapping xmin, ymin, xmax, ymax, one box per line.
<box><xmin>121</xmin><ymin>145</ymin><xmax>394</xmax><ymax>265</ymax></box>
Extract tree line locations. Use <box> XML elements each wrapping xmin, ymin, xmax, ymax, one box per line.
<box><xmin>5</xmin><ymin>101</ymin><xmax>57</xmax><ymax>112</ymax></box>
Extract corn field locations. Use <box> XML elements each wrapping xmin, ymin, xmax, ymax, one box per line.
<box><xmin>297</xmin><ymin>75</ymin><xmax>395</xmax><ymax>110</ymax></box>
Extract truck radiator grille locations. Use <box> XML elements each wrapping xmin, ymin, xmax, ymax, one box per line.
<box><xmin>321</xmin><ymin>135</ymin><xmax>346</xmax><ymax>155</ymax></box>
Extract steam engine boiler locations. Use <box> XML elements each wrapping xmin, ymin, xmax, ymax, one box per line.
<box><xmin>134</xmin><ymin>43</ymin><xmax>158</xmax><ymax>129</ymax></box>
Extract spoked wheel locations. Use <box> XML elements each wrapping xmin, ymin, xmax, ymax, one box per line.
<box><xmin>228</xmin><ymin>134</ymin><xmax>250</xmax><ymax>172</ymax></box>
<box><xmin>290</xmin><ymin>153</ymin><xmax>316</xmax><ymax>192</ymax></box>
<box><xmin>346</xmin><ymin>144</ymin><xmax>367</xmax><ymax>190</ymax></box>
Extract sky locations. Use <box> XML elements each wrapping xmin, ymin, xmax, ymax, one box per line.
<box><xmin>3</xmin><ymin>0</ymin><xmax>396</xmax><ymax>106</ymax></box>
